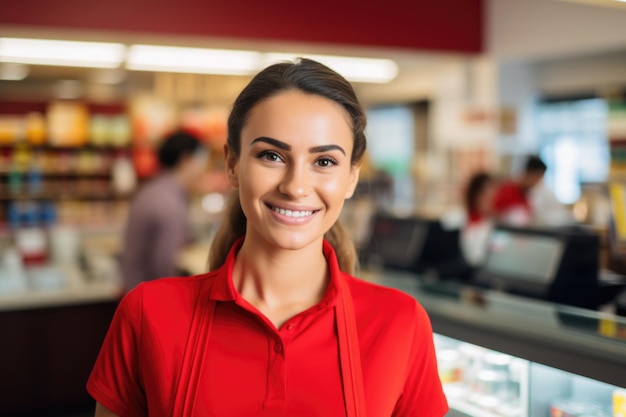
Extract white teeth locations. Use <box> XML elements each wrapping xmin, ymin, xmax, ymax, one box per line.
<box><xmin>271</xmin><ymin>206</ymin><xmax>313</xmax><ymax>217</ymax></box>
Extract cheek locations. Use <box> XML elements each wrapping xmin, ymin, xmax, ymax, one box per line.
<box><xmin>318</xmin><ymin>173</ymin><xmax>352</xmax><ymax>202</ymax></box>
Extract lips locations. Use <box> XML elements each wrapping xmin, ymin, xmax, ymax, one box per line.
<box><xmin>265</xmin><ymin>202</ymin><xmax>318</xmax><ymax>218</ymax></box>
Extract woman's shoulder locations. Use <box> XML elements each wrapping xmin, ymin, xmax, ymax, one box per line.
<box><xmin>343</xmin><ymin>273</ymin><xmax>427</xmax><ymax>323</ymax></box>
<box><xmin>123</xmin><ymin>272</ymin><xmax>220</xmax><ymax>313</ymax></box>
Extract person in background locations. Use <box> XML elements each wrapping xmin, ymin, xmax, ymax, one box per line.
<box><xmin>121</xmin><ymin>130</ymin><xmax>208</xmax><ymax>291</ymax></box>
<box><xmin>493</xmin><ymin>155</ymin><xmax>547</xmax><ymax>226</ymax></box>
<box><xmin>461</xmin><ymin>172</ymin><xmax>496</xmax><ymax>266</ymax></box>
<box><xmin>528</xmin><ymin>172</ymin><xmax>575</xmax><ymax>226</ymax></box>
<box><xmin>89</xmin><ymin>58</ymin><xmax>447</xmax><ymax>417</ymax></box>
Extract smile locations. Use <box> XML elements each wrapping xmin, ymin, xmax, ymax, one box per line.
<box><xmin>269</xmin><ymin>205</ymin><xmax>315</xmax><ymax>218</ymax></box>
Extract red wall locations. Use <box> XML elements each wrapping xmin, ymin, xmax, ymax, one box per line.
<box><xmin>0</xmin><ymin>0</ymin><xmax>483</xmax><ymax>53</ymax></box>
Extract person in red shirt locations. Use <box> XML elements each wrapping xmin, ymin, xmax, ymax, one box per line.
<box><xmin>88</xmin><ymin>58</ymin><xmax>448</xmax><ymax>417</ymax></box>
<box><xmin>493</xmin><ymin>155</ymin><xmax>547</xmax><ymax>225</ymax></box>
<box><xmin>461</xmin><ymin>172</ymin><xmax>496</xmax><ymax>266</ymax></box>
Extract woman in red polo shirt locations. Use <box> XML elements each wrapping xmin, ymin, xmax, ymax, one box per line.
<box><xmin>88</xmin><ymin>58</ymin><xmax>448</xmax><ymax>417</ymax></box>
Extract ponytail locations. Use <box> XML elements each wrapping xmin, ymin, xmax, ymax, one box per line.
<box><xmin>208</xmin><ymin>191</ymin><xmax>246</xmax><ymax>271</ymax></box>
<box><xmin>324</xmin><ymin>221</ymin><xmax>358</xmax><ymax>276</ymax></box>
<box><xmin>208</xmin><ymin>192</ymin><xmax>358</xmax><ymax>275</ymax></box>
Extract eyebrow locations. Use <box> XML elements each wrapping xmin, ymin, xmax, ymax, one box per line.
<box><xmin>250</xmin><ymin>136</ymin><xmax>346</xmax><ymax>156</ymax></box>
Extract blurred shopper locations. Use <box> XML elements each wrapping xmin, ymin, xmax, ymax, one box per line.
<box><xmin>120</xmin><ymin>130</ymin><xmax>207</xmax><ymax>291</ymax></box>
<box><xmin>89</xmin><ymin>59</ymin><xmax>447</xmax><ymax>417</ymax></box>
<box><xmin>529</xmin><ymin>176</ymin><xmax>575</xmax><ymax>226</ymax></box>
<box><xmin>493</xmin><ymin>155</ymin><xmax>547</xmax><ymax>225</ymax></box>
<box><xmin>461</xmin><ymin>172</ymin><xmax>496</xmax><ymax>266</ymax></box>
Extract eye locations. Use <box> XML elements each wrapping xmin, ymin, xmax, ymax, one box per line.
<box><xmin>257</xmin><ymin>150</ymin><xmax>284</xmax><ymax>163</ymax></box>
<box><xmin>315</xmin><ymin>157</ymin><xmax>338</xmax><ymax>168</ymax></box>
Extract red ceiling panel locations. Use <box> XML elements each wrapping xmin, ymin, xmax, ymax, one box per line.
<box><xmin>0</xmin><ymin>0</ymin><xmax>483</xmax><ymax>53</ymax></box>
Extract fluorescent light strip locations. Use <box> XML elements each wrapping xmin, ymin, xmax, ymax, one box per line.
<box><xmin>0</xmin><ymin>37</ymin><xmax>126</xmax><ymax>68</ymax></box>
<box><xmin>127</xmin><ymin>45</ymin><xmax>262</xmax><ymax>75</ymax></box>
<box><xmin>263</xmin><ymin>53</ymin><xmax>398</xmax><ymax>83</ymax></box>
<box><xmin>0</xmin><ymin>37</ymin><xmax>399</xmax><ymax>84</ymax></box>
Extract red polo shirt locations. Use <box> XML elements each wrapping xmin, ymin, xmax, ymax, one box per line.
<box><xmin>87</xmin><ymin>239</ymin><xmax>448</xmax><ymax>417</ymax></box>
<box><xmin>493</xmin><ymin>180</ymin><xmax>531</xmax><ymax>215</ymax></box>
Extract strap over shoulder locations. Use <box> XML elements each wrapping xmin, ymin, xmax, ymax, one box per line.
<box><xmin>336</xmin><ymin>276</ymin><xmax>367</xmax><ymax>417</ymax></box>
<box><xmin>171</xmin><ymin>280</ymin><xmax>216</xmax><ymax>416</ymax></box>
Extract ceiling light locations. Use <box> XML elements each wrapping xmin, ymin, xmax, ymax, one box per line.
<box><xmin>127</xmin><ymin>45</ymin><xmax>262</xmax><ymax>75</ymax></box>
<box><xmin>0</xmin><ymin>38</ymin><xmax>126</xmax><ymax>68</ymax></box>
<box><xmin>0</xmin><ymin>63</ymin><xmax>29</xmax><ymax>80</ymax></box>
<box><xmin>262</xmin><ymin>53</ymin><xmax>399</xmax><ymax>83</ymax></box>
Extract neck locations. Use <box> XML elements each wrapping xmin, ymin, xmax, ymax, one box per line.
<box><xmin>232</xmin><ymin>233</ymin><xmax>328</xmax><ymax>316</ymax></box>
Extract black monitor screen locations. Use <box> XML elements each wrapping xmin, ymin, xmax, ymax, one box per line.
<box><xmin>366</xmin><ymin>218</ymin><xmax>427</xmax><ymax>269</ymax></box>
<box><xmin>484</xmin><ymin>230</ymin><xmax>564</xmax><ymax>284</ymax></box>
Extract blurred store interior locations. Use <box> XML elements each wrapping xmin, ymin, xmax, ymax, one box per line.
<box><xmin>1</xmin><ymin>0</ymin><xmax>626</xmax><ymax>416</ymax></box>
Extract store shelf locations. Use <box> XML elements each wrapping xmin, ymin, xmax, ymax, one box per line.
<box><xmin>0</xmin><ymin>144</ymin><xmax>130</xmax><ymax>151</ymax></box>
<box><xmin>0</xmin><ymin>171</ymin><xmax>112</xmax><ymax>177</ymax></box>
<box><xmin>0</xmin><ymin>193</ymin><xmax>123</xmax><ymax>201</ymax></box>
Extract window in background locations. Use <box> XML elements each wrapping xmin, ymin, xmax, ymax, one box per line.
<box><xmin>537</xmin><ymin>98</ymin><xmax>609</xmax><ymax>204</ymax></box>
<box><xmin>366</xmin><ymin>105</ymin><xmax>415</xmax><ymax>214</ymax></box>
<box><xmin>366</xmin><ymin>105</ymin><xmax>414</xmax><ymax>175</ymax></box>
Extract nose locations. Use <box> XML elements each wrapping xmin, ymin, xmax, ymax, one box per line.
<box><xmin>278</xmin><ymin>163</ymin><xmax>312</xmax><ymax>198</ymax></box>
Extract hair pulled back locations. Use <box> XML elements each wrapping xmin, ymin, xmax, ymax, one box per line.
<box><xmin>208</xmin><ymin>58</ymin><xmax>367</xmax><ymax>274</ymax></box>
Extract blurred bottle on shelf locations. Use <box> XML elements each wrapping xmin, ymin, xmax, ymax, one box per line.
<box><xmin>25</xmin><ymin>112</ymin><xmax>46</xmax><ymax>145</ymax></box>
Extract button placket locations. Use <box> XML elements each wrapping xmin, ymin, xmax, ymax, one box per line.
<box><xmin>264</xmin><ymin>335</ymin><xmax>286</xmax><ymax>410</ymax></box>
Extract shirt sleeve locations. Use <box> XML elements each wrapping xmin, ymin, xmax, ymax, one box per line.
<box><xmin>87</xmin><ymin>285</ymin><xmax>147</xmax><ymax>417</ymax></box>
<box><xmin>392</xmin><ymin>301</ymin><xmax>448</xmax><ymax>417</ymax></box>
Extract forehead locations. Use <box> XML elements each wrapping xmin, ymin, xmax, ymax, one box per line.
<box><xmin>241</xmin><ymin>90</ymin><xmax>353</xmax><ymax>145</ymax></box>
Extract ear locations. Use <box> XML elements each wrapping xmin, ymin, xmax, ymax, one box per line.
<box><xmin>224</xmin><ymin>144</ymin><xmax>240</xmax><ymax>188</ymax></box>
<box><xmin>344</xmin><ymin>165</ymin><xmax>361</xmax><ymax>199</ymax></box>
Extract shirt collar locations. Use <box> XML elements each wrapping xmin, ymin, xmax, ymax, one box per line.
<box><xmin>209</xmin><ymin>237</ymin><xmax>342</xmax><ymax>308</ymax></box>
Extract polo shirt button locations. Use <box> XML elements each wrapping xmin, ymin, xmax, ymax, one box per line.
<box><xmin>274</xmin><ymin>342</ymin><xmax>283</xmax><ymax>353</ymax></box>
<box><xmin>286</xmin><ymin>324</ymin><xmax>295</xmax><ymax>331</ymax></box>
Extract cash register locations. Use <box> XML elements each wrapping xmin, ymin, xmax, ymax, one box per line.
<box><xmin>361</xmin><ymin>215</ymin><xmax>467</xmax><ymax>277</ymax></box>
<box><xmin>473</xmin><ymin>225</ymin><xmax>600</xmax><ymax>309</ymax></box>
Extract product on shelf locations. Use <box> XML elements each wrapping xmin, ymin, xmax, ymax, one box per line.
<box><xmin>47</xmin><ymin>101</ymin><xmax>89</xmax><ymax>147</ymax></box>
<box><xmin>550</xmin><ymin>399</ymin><xmax>611</xmax><ymax>417</ymax></box>
<box><xmin>0</xmin><ymin>115</ymin><xmax>23</xmax><ymax>144</ymax></box>
<box><xmin>25</xmin><ymin>112</ymin><xmax>46</xmax><ymax>145</ymax></box>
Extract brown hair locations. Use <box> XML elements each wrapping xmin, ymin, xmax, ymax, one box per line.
<box><xmin>465</xmin><ymin>172</ymin><xmax>492</xmax><ymax>214</ymax></box>
<box><xmin>208</xmin><ymin>58</ymin><xmax>367</xmax><ymax>274</ymax></box>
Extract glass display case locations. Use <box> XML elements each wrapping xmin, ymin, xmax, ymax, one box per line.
<box><xmin>435</xmin><ymin>334</ymin><xmax>624</xmax><ymax>417</ymax></box>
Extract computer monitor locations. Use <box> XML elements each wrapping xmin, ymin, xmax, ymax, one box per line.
<box><xmin>474</xmin><ymin>225</ymin><xmax>600</xmax><ymax>309</ymax></box>
<box><xmin>483</xmin><ymin>230</ymin><xmax>564</xmax><ymax>285</ymax></box>
<box><xmin>362</xmin><ymin>215</ymin><xmax>463</xmax><ymax>274</ymax></box>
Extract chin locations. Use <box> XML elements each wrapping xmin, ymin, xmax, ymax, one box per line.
<box><xmin>266</xmin><ymin>232</ymin><xmax>323</xmax><ymax>252</ymax></box>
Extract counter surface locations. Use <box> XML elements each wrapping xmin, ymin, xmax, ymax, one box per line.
<box><xmin>365</xmin><ymin>269</ymin><xmax>626</xmax><ymax>388</ymax></box>
<box><xmin>0</xmin><ymin>281</ymin><xmax>121</xmax><ymax>312</ymax></box>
